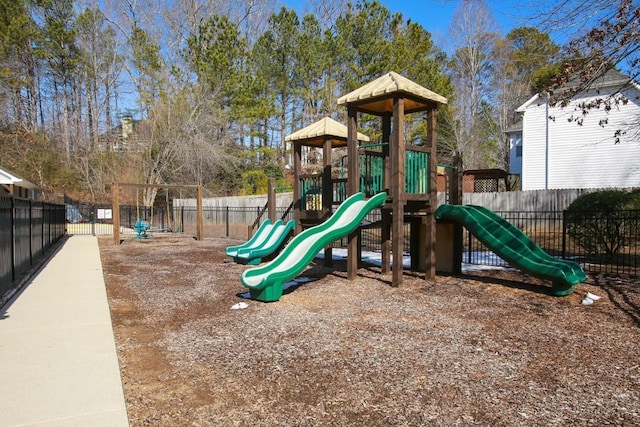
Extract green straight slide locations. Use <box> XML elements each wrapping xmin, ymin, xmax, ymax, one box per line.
<box><xmin>435</xmin><ymin>204</ymin><xmax>586</xmax><ymax>296</ymax></box>
<box><xmin>226</xmin><ymin>219</ymin><xmax>295</xmax><ymax>265</ymax></box>
<box><xmin>242</xmin><ymin>192</ymin><xmax>387</xmax><ymax>302</ymax></box>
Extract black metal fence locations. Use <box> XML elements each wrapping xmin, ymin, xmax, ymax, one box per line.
<box><xmin>1</xmin><ymin>196</ymin><xmax>66</xmax><ymax>306</ymax></box>
<box><xmin>190</xmin><ymin>206</ymin><xmax>639</xmax><ymax>277</ymax></box>
<box><xmin>463</xmin><ymin>210</ymin><xmax>640</xmax><ymax>277</ymax></box>
<box><xmin>64</xmin><ymin>196</ymin><xmax>640</xmax><ymax>278</ymax></box>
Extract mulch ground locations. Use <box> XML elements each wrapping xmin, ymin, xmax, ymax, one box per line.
<box><xmin>98</xmin><ymin>234</ymin><xmax>640</xmax><ymax>426</ymax></box>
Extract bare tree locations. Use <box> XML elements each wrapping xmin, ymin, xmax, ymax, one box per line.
<box><xmin>532</xmin><ymin>0</ymin><xmax>638</xmax><ymax>95</ymax></box>
<box><xmin>527</xmin><ymin>0</ymin><xmax>639</xmax><ymax>141</ymax></box>
<box><xmin>446</xmin><ymin>0</ymin><xmax>500</xmax><ymax>169</ymax></box>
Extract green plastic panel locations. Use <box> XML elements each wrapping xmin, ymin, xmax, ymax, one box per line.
<box><xmin>405</xmin><ymin>150</ymin><xmax>428</xmax><ymax>194</ymax></box>
<box><xmin>301</xmin><ymin>175</ymin><xmax>322</xmax><ymax>210</ymax></box>
<box><xmin>359</xmin><ymin>153</ymin><xmax>384</xmax><ymax>196</ymax></box>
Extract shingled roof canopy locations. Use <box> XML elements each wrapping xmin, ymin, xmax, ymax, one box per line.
<box><xmin>337</xmin><ymin>71</ymin><xmax>447</xmax><ymax>115</ymax></box>
<box><xmin>284</xmin><ymin>117</ymin><xmax>370</xmax><ymax>148</ymax></box>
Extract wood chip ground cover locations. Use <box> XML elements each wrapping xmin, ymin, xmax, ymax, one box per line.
<box><xmin>98</xmin><ymin>235</ymin><xmax>640</xmax><ymax>426</ymax></box>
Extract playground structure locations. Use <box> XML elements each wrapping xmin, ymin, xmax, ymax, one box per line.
<box><xmin>238</xmin><ymin>71</ymin><xmax>586</xmax><ymax>301</ymax></box>
<box><xmin>338</xmin><ymin>71</ymin><xmax>447</xmax><ymax>287</ymax></box>
<box><xmin>238</xmin><ymin>72</ymin><xmax>448</xmax><ymax>300</ymax></box>
<box><xmin>285</xmin><ymin>117</ymin><xmax>371</xmax><ymax>265</ymax></box>
<box><xmin>112</xmin><ymin>183</ymin><xmax>204</xmax><ymax>244</ymax></box>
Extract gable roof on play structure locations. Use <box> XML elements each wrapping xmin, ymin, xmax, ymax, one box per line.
<box><xmin>284</xmin><ymin>117</ymin><xmax>370</xmax><ymax>148</ymax></box>
<box><xmin>337</xmin><ymin>71</ymin><xmax>447</xmax><ymax>115</ymax></box>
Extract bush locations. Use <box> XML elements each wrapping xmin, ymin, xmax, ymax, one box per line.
<box><xmin>566</xmin><ymin>189</ymin><xmax>640</xmax><ymax>259</ymax></box>
<box><xmin>241</xmin><ymin>170</ymin><xmax>269</xmax><ymax>195</ymax></box>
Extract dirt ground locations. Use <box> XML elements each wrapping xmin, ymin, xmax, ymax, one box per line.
<box><xmin>98</xmin><ymin>234</ymin><xmax>640</xmax><ymax>426</ymax></box>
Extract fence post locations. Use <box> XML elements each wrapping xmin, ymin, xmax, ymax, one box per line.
<box><xmin>562</xmin><ymin>210</ymin><xmax>567</xmax><ymax>260</ymax></box>
<box><xmin>29</xmin><ymin>199</ymin><xmax>33</xmax><ymax>267</ymax></box>
<box><xmin>41</xmin><ymin>202</ymin><xmax>45</xmax><ymax>253</ymax></box>
<box><xmin>10</xmin><ymin>196</ymin><xmax>15</xmax><ymax>282</ymax></box>
<box><xmin>225</xmin><ymin>206</ymin><xmax>229</xmax><ymax>237</ymax></box>
<box><xmin>91</xmin><ymin>204</ymin><xmax>96</xmax><ymax>236</ymax></box>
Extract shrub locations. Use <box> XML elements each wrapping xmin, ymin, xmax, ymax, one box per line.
<box><xmin>565</xmin><ymin>189</ymin><xmax>640</xmax><ymax>259</ymax></box>
<box><xmin>241</xmin><ymin>170</ymin><xmax>268</xmax><ymax>195</ymax></box>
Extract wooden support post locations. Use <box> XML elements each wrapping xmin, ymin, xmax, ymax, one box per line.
<box><xmin>347</xmin><ymin>107</ymin><xmax>359</xmax><ymax>280</ymax></box>
<box><xmin>411</xmin><ymin>217</ymin><xmax>430</xmax><ymax>271</ymax></box>
<box><xmin>196</xmin><ymin>185</ymin><xmax>203</xmax><ymax>241</ymax></box>
<box><xmin>381</xmin><ymin>209</ymin><xmax>391</xmax><ymax>274</ymax></box>
<box><xmin>382</xmin><ymin>113</ymin><xmax>391</xmax><ymax>193</ymax></box>
<box><xmin>112</xmin><ymin>183</ymin><xmax>120</xmax><ymax>245</ymax></box>
<box><xmin>323</xmin><ymin>137</ymin><xmax>333</xmax><ymax>267</ymax></box>
<box><xmin>293</xmin><ymin>142</ymin><xmax>302</xmax><ymax>234</ymax></box>
<box><xmin>391</xmin><ymin>96</ymin><xmax>405</xmax><ymax>287</ymax></box>
<box><xmin>381</xmin><ymin>113</ymin><xmax>392</xmax><ymax>274</ymax></box>
<box><xmin>425</xmin><ymin>107</ymin><xmax>438</xmax><ymax>279</ymax></box>
<box><xmin>268</xmin><ymin>178</ymin><xmax>276</xmax><ymax>223</ymax></box>
<box><xmin>450</xmin><ymin>166</ymin><xmax>463</xmax><ymax>274</ymax></box>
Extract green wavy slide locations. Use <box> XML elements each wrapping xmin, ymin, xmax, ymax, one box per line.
<box><xmin>435</xmin><ymin>204</ymin><xmax>586</xmax><ymax>296</ymax></box>
<box><xmin>226</xmin><ymin>219</ymin><xmax>295</xmax><ymax>265</ymax></box>
<box><xmin>242</xmin><ymin>192</ymin><xmax>387</xmax><ymax>302</ymax></box>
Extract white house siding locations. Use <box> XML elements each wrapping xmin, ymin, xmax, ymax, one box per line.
<box><xmin>521</xmin><ymin>86</ymin><xmax>640</xmax><ymax>190</ymax></box>
<box><xmin>521</xmin><ymin>101</ymin><xmax>549</xmax><ymax>190</ymax></box>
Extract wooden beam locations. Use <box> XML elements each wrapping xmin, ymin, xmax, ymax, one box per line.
<box><xmin>347</xmin><ymin>107</ymin><xmax>359</xmax><ymax>280</ymax></box>
<box><xmin>323</xmin><ymin>137</ymin><xmax>333</xmax><ymax>267</ymax></box>
<box><xmin>268</xmin><ymin>177</ymin><xmax>276</xmax><ymax>223</ymax></box>
<box><xmin>381</xmin><ymin>113</ymin><xmax>392</xmax><ymax>274</ymax></box>
<box><xmin>293</xmin><ymin>142</ymin><xmax>302</xmax><ymax>234</ymax></box>
<box><xmin>391</xmin><ymin>95</ymin><xmax>405</xmax><ymax>287</ymax></box>
<box><xmin>322</xmin><ymin>137</ymin><xmax>333</xmax><ymax>212</ymax></box>
<box><xmin>115</xmin><ymin>183</ymin><xmax>201</xmax><ymax>190</ymax></box>
<box><xmin>196</xmin><ymin>185</ymin><xmax>203</xmax><ymax>241</ymax></box>
<box><xmin>425</xmin><ymin>108</ymin><xmax>438</xmax><ymax>279</ymax></box>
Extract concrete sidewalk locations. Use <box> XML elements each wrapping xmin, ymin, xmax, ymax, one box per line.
<box><xmin>0</xmin><ymin>235</ymin><xmax>129</xmax><ymax>426</ymax></box>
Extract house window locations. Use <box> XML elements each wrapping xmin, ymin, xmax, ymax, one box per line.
<box><xmin>516</xmin><ymin>144</ymin><xmax>522</xmax><ymax>157</ymax></box>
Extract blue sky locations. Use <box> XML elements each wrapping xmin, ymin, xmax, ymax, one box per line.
<box><xmin>282</xmin><ymin>0</ymin><xmax>529</xmax><ymax>46</ymax></box>
<box><xmin>379</xmin><ymin>1</ymin><xmax>522</xmax><ymax>38</ymax></box>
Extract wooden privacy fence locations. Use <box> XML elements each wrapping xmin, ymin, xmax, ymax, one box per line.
<box><xmin>462</xmin><ymin>188</ymin><xmax>638</xmax><ymax>212</ymax></box>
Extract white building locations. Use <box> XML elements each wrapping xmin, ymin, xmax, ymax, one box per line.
<box><xmin>509</xmin><ymin>69</ymin><xmax>640</xmax><ymax>190</ymax></box>
<box><xmin>0</xmin><ymin>166</ymin><xmax>39</xmax><ymax>199</ymax></box>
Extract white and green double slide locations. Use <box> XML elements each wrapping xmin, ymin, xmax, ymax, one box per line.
<box><xmin>241</xmin><ymin>191</ymin><xmax>387</xmax><ymax>302</ymax></box>
<box><xmin>226</xmin><ymin>219</ymin><xmax>295</xmax><ymax>265</ymax></box>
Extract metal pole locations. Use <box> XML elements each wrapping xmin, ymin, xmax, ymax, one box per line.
<box><xmin>226</xmin><ymin>206</ymin><xmax>229</xmax><ymax>237</ymax></box>
<box><xmin>562</xmin><ymin>210</ymin><xmax>567</xmax><ymax>260</ymax></box>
